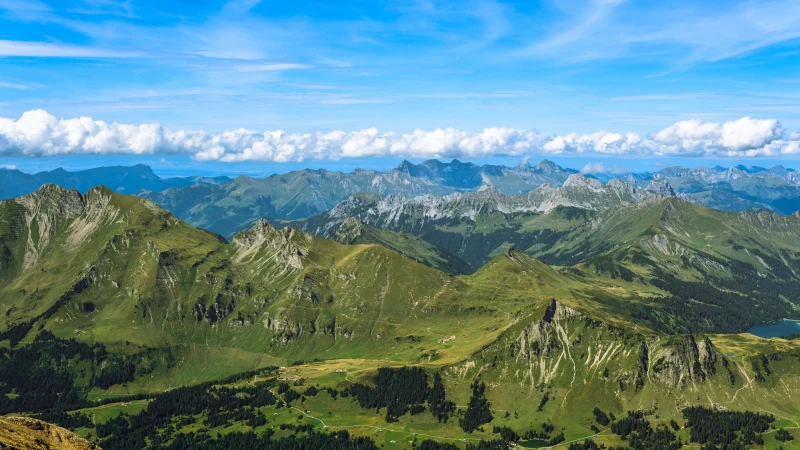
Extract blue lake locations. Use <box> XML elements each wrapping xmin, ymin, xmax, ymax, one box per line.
<box><xmin>746</xmin><ymin>320</ymin><xmax>800</xmax><ymax>338</ymax></box>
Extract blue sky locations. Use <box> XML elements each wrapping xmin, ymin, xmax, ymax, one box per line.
<box><xmin>1</xmin><ymin>0</ymin><xmax>800</xmax><ymax>176</ymax></box>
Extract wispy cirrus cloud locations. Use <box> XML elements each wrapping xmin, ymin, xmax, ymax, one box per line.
<box><xmin>0</xmin><ymin>39</ymin><xmax>140</xmax><ymax>58</ymax></box>
<box><xmin>609</xmin><ymin>93</ymin><xmax>718</xmax><ymax>102</ymax></box>
<box><xmin>0</xmin><ymin>80</ymin><xmax>30</xmax><ymax>90</ymax></box>
<box><xmin>516</xmin><ymin>0</ymin><xmax>800</xmax><ymax>65</ymax></box>
<box><xmin>235</xmin><ymin>63</ymin><xmax>313</xmax><ymax>72</ymax></box>
<box><xmin>1</xmin><ymin>0</ymin><xmax>799</xmax><ymax>137</ymax></box>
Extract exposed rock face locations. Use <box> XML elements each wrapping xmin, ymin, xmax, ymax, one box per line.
<box><xmin>651</xmin><ymin>335</ymin><xmax>718</xmax><ymax>387</ymax></box>
<box><xmin>0</xmin><ymin>416</ymin><xmax>100</xmax><ymax>450</ymax></box>
<box><xmin>232</xmin><ymin>219</ymin><xmax>309</xmax><ymax>270</ymax></box>
<box><xmin>262</xmin><ymin>313</ymin><xmax>307</xmax><ymax>342</ymax></box>
<box><xmin>562</xmin><ymin>173</ymin><xmax>603</xmax><ymax>190</ymax></box>
<box><xmin>640</xmin><ymin>234</ymin><xmax>686</xmax><ymax>257</ymax></box>
<box><xmin>304</xmin><ymin>176</ymin><xmax>674</xmax><ymax>237</ymax></box>
<box><xmin>645</xmin><ymin>180</ymin><xmax>676</xmax><ymax>197</ymax></box>
<box><xmin>262</xmin><ymin>310</ymin><xmax>340</xmax><ymax>344</ymax></box>
<box><xmin>507</xmin><ymin>299</ymin><xmax>583</xmax><ymax>388</ymax></box>
<box><xmin>1</xmin><ymin>184</ymin><xmax>163</xmax><ymax>270</ymax></box>
<box><xmin>514</xmin><ymin>300</ymin><xmax>580</xmax><ymax>360</ymax></box>
<box><xmin>737</xmin><ymin>209</ymin><xmax>800</xmax><ymax>231</ymax></box>
<box><xmin>329</xmin><ymin>217</ymin><xmax>367</xmax><ymax>244</ymax></box>
<box><xmin>10</xmin><ymin>185</ymin><xmax>85</xmax><ymax>269</ymax></box>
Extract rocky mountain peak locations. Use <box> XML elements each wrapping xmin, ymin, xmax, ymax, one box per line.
<box><xmin>645</xmin><ymin>180</ymin><xmax>676</xmax><ymax>197</ymax></box>
<box><xmin>15</xmin><ymin>183</ymin><xmax>85</xmax><ymax>218</ymax></box>
<box><xmin>397</xmin><ymin>160</ymin><xmax>414</xmax><ymax>173</ymax></box>
<box><xmin>239</xmin><ymin>218</ymin><xmax>279</xmax><ymax>240</ymax></box>
<box><xmin>651</xmin><ymin>335</ymin><xmax>719</xmax><ymax>387</ymax></box>
<box><xmin>533</xmin><ymin>159</ymin><xmax>561</xmax><ymax>174</ymax></box>
<box><xmin>562</xmin><ymin>173</ymin><xmax>602</xmax><ymax>190</ymax></box>
<box><xmin>83</xmin><ymin>185</ymin><xmax>116</xmax><ymax>207</ymax></box>
<box><xmin>606</xmin><ymin>178</ymin><xmax>639</xmax><ymax>196</ymax></box>
<box><xmin>330</xmin><ymin>217</ymin><xmax>368</xmax><ymax>244</ymax></box>
<box><xmin>30</xmin><ymin>182</ymin><xmax>80</xmax><ymax>198</ymax></box>
<box><xmin>233</xmin><ymin>219</ymin><xmax>309</xmax><ymax>269</ymax></box>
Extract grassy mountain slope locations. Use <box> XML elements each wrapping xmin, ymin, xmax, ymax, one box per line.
<box><xmin>440</xmin><ymin>300</ymin><xmax>800</xmax><ymax>446</ymax></box>
<box><xmin>3</xmin><ymin>185</ymin><xmax>800</xmax><ymax>449</ymax></box>
<box><xmin>328</xmin><ymin>217</ymin><xmax>472</xmax><ymax>275</ymax></box>
<box><xmin>0</xmin><ymin>186</ymin><xmax>576</xmax><ymax>392</ymax></box>
<box><xmin>300</xmin><ymin>193</ymin><xmax>800</xmax><ymax>333</ymax></box>
<box><xmin>532</xmin><ymin>198</ymin><xmax>800</xmax><ymax>332</ymax></box>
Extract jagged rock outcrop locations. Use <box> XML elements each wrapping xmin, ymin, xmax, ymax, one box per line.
<box><xmin>14</xmin><ymin>184</ymin><xmax>86</xmax><ymax>219</ymax></box>
<box><xmin>11</xmin><ymin>185</ymin><xmax>85</xmax><ymax>269</ymax></box>
<box><xmin>329</xmin><ymin>217</ymin><xmax>368</xmax><ymax>244</ymax></box>
<box><xmin>261</xmin><ymin>311</ymin><xmax>340</xmax><ymax>343</ymax></box>
<box><xmin>645</xmin><ymin>180</ymin><xmax>676</xmax><ymax>197</ymax></box>
<box><xmin>233</xmin><ymin>219</ymin><xmax>309</xmax><ymax>270</ymax></box>
<box><xmin>651</xmin><ymin>335</ymin><xmax>719</xmax><ymax>387</ymax></box>
<box><xmin>513</xmin><ymin>300</ymin><xmax>580</xmax><ymax>362</ymax></box>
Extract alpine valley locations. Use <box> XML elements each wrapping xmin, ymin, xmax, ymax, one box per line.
<box><xmin>2</xmin><ymin>160</ymin><xmax>800</xmax><ymax>450</ymax></box>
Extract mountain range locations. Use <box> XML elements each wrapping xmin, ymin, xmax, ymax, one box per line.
<box><xmin>626</xmin><ymin>164</ymin><xmax>800</xmax><ymax>214</ymax></box>
<box><xmin>0</xmin><ymin>164</ymin><xmax>230</xmax><ymax>201</ymax></box>
<box><xmin>2</xmin><ymin>164</ymin><xmax>800</xmax><ymax>449</ymax></box>
<box><xmin>141</xmin><ymin>159</ymin><xmax>800</xmax><ymax>239</ymax></box>
<box><xmin>4</xmin><ymin>159</ymin><xmax>800</xmax><ymax>240</ymax></box>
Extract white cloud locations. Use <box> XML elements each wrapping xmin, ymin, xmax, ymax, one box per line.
<box><xmin>0</xmin><ymin>164</ymin><xmax>17</xmax><ymax>170</ymax></box>
<box><xmin>0</xmin><ymin>110</ymin><xmax>798</xmax><ymax>161</ymax></box>
<box><xmin>580</xmin><ymin>161</ymin><xmax>626</xmax><ymax>175</ymax></box>
<box><xmin>541</xmin><ymin>131</ymin><xmax>642</xmax><ymax>155</ymax></box>
<box><xmin>0</xmin><ymin>110</ymin><xmax>180</xmax><ymax>156</ymax></box>
<box><xmin>649</xmin><ymin>117</ymin><xmax>785</xmax><ymax>156</ymax></box>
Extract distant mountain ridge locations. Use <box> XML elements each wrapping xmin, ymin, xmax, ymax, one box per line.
<box><xmin>298</xmin><ymin>175</ymin><xmax>677</xmax><ymax>269</ymax></box>
<box><xmin>0</xmin><ymin>164</ymin><xmax>230</xmax><ymax>201</ymax></box>
<box><xmin>138</xmin><ymin>159</ymin><xmax>800</xmax><ymax>238</ymax></box>
<box><xmin>302</xmin><ymin>174</ymin><xmax>674</xmax><ymax>237</ymax></box>
<box><xmin>625</xmin><ymin>164</ymin><xmax>800</xmax><ymax>214</ymax></box>
<box><xmin>5</xmin><ymin>159</ymin><xmax>800</xmax><ymax>240</ymax></box>
<box><xmin>140</xmin><ymin>159</ymin><xmax>583</xmax><ymax>238</ymax></box>
<box><xmin>396</xmin><ymin>158</ymin><xmax>579</xmax><ymax>192</ymax></box>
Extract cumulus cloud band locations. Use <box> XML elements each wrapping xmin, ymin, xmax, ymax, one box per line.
<box><xmin>0</xmin><ymin>110</ymin><xmax>798</xmax><ymax>162</ymax></box>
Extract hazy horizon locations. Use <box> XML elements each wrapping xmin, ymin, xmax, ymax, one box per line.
<box><xmin>5</xmin><ymin>154</ymin><xmax>800</xmax><ymax>180</ymax></box>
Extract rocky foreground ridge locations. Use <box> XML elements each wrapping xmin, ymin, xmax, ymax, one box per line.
<box><xmin>0</xmin><ymin>416</ymin><xmax>99</xmax><ymax>450</ymax></box>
